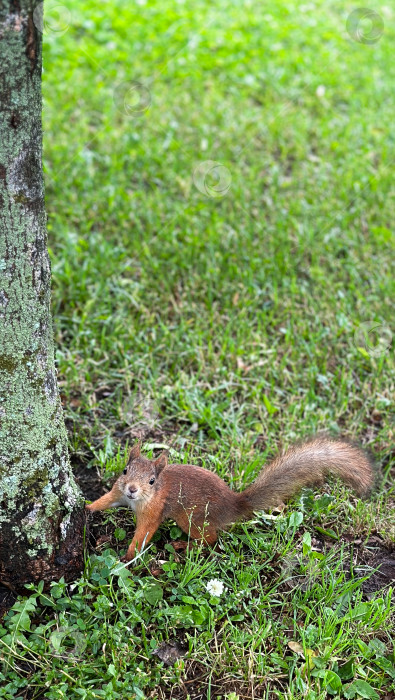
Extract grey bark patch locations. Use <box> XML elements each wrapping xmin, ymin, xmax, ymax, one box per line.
<box><xmin>21</xmin><ymin>502</ymin><xmax>41</xmax><ymax>526</ymax></box>
<box><xmin>32</xmin><ymin>3</ymin><xmax>44</xmax><ymax>33</ymax></box>
<box><xmin>44</xmin><ymin>370</ymin><xmax>57</xmax><ymax>402</ymax></box>
<box><xmin>8</xmin><ymin>144</ymin><xmax>44</xmax><ymax>204</ymax></box>
<box><xmin>0</xmin><ymin>290</ymin><xmax>9</xmax><ymax>307</ymax></box>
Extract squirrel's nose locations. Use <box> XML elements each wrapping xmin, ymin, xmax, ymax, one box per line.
<box><xmin>128</xmin><ymin>485</ymin><xmax>138</xmax><ymax>496</ymax></box>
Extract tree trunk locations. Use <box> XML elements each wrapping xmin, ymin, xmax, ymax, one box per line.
<box><xmin>0</xmin><ymin>0</ymin><xmax>85</xmax><ymax>590</ymax></box>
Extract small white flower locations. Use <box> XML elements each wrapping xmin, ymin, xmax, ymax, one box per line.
<box><xmin>206</xmin><ymin>579</ymin><xmax>225</xmax><ymax>597</ymax></box>
<box><xmin>316</xmin><ymin>85</ymin><xmax>326</xmax><ymax>98</ymax></box>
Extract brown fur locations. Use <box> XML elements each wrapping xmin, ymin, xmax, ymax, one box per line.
<box><xmin>86</xmin><ymin>438</ymin><xmax>374</xmax><ymax>561</ymax></box>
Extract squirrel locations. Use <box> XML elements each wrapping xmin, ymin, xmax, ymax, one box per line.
<box><xmin>86</xmin><ymin>437</ymin><xmax>374</xmax><ymax>562</ymax></box>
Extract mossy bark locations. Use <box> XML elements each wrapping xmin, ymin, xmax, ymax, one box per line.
<box><xmin>0</xmin><ymin>0</ymin><xmax>85</xmax><ymax>590</ymax></box>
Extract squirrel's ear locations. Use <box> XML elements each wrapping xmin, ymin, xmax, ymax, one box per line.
<box><xmin>153</xmin><ymin>452</ymin><xmax>168</xmax><ymax>473</ymax></box>
<box><xmin>129</xmin><ymin>441</ymin><xmax>141</xmax><ymax>461</ymax></box>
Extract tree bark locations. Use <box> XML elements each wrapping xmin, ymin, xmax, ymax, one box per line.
<box><xmin>0</xmin><ymin>0</ymin><xmax>85</xmax><ymax>590</ymax></box>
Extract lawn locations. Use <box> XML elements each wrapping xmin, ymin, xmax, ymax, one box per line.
<box><xmin>1</xmin><ymin>0</ymin><xmax>394</xmax><ymax>697</ymax></box>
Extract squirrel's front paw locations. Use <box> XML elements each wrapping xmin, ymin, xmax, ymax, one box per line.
<box><xmin>120</xmin><ymin>550</ymin><xmax>134</xmax><ymax>564</ymax></box>
<box><xmin>120</xmin><ymin>556</ymin><xmax>136</xmax><ymax>566</ymax></box>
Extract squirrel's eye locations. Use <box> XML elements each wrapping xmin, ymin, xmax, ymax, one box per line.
<box><xmin>123</xmin><ymin>468</ymin><xmax>127</xmax><ymax>475</ymax></box>
<box><xmin>149</xmin><ymin>477</ymin><xmax>155</xmax><ymax>485</ymax></box>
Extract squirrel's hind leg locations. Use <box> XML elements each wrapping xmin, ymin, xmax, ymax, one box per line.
<box><xmin>176</xmin><ymin>515</ymin><xmax>218</xmax><ymax>548</ymax></box>
<box><xmin>199</xmin><ymin>530</ymin><xmax>218</xmax><ymax>547</ymax></box>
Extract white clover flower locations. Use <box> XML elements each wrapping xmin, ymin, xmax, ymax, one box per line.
<box><xmin>206</xmin><ymin>579</ymin><xmax>225</xmax><ymax>597</ymax></box>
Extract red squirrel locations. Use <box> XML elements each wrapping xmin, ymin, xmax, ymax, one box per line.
<box><xmin>86</xmin><ymin>438</ymin><xmax>373</xmax><ymax>562</ymax></box>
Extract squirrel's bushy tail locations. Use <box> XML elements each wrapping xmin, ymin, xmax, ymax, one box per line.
<box><xmin>240</xmin><ymin>437</ymin><xmax>374</xmax><ymax>516</ymax></box>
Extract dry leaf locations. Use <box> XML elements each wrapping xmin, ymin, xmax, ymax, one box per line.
<box><xmin>152</xmin><ymin>642</ymin><xmax>185</xmax><ymax>666</ymax></box>
<box><xmin>288</xmin><ymin>641</ymin><xmax>318</xmax><ymax>660</ymax></box>
<box><xmin>288</xmin><ymin>641</ymin><xmax>304</xmax><ymax>656</ymax></box>
<box><xmin>272</xmin><ymin>502</ymin><xmax>286</xmax><ymax>513</ymax></box>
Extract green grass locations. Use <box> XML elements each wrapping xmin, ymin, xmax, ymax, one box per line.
<box><xmin>1</xmin><ymin>0</ymin><xmax>395</xmax><ymax>697</ymax></box>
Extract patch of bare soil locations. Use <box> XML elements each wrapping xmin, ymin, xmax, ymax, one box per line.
<box><xmin>357</xmin><ymin>537</ymin><xmax>395</xmax><ymax>597</ymax></box>
<box><xmin>73</xmin><ymin>457</ymin><xmax>105</xmax><ymax>502</ymax></box>
<box><xmin>0</xmin><ymin>584</ymin><xmax>17</xmax><ymax>619</ymax></box>
<box><xmin>156</xmin><ymin>661</ymin><xmax>270</xmax><ymax>700</ymax></box>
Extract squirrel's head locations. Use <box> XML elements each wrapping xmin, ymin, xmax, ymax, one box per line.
<box><xmin>116</xmin><ymin>442</ymin><xmax>168</xmax><ymax>507</ymax></box>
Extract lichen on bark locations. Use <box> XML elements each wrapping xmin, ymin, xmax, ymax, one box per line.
<box><xmin>0</xmin><ymin>0</ymin><xmax>85</xmax><ymax>589</ymax></box>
